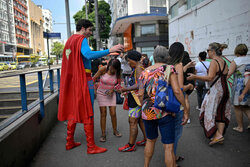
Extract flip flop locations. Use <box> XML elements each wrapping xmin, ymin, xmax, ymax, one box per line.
<box><xmin>176</xmin><ymin>156</ymin><xmax>184</xmax><ymax>162</ymax></box>
<box><xmin>209</xmin><ymin>137</ymin><xmax>224</xmax><ymax>146</ymax></box>
<box><xmin>233</xmin><ymin>127</ymin><xmax>243</xmax><ymax>133</ymax></box>
<box><xmin>210</xmin><ymin>137</ymin><xmax>224</xmax><ymax>144</ymax></box>
<box><xmin>100</xmin><ymin>135</ymin><xmax>106</xmax><ymax>142</ymax></box>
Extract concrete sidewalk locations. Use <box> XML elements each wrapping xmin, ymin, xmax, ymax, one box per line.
<box><xmin>30</xmin><ymin>93</ymin><xmax>250</xmax><ymax>167</ymax></box>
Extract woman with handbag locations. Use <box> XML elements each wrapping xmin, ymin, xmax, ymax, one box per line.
<box><xmin>93</xmin><ymin>58</ymin><xmax>122</xmax><ymax>142</ymax></box>
<box><xmin>187</xmin><ymin>42</ymin><xmax>232</xmax><ymax>146</ymax></box>
<box><xmin>139</xmin><ymin>46</ymin><xmax>188</xmax><ymax>167</ymax></box>
<box><xmin>195</xmin><ymin>51</ymin><xmax>210</xmax><ymax>110</ymax></box>
<box><xmin>116</xmin><ymin>50</ymin><xmax>147</xmax><ymax>152</ymax></box>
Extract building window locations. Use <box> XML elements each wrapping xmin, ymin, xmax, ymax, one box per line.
<box><xmin>141</xmin><ymin>47</ymin><xmax>154</xmax><ymax>59</ymax></box>
<box><xmin>150</xmin><ymin>0</ymin><xmax>166</xmax><ymax>7</ymax></box>
<box><xmin>187</xmin><ymin>0</ymin><xmax>205</xmax><ymax>9</ymax></box>
<box><xmin>170</xmin><ymin>3</ymin><xmax>179</xmax><ymax>19</ymax></box>
<box><xmin>159</xmin><ymin>23</ymin><xmax>168</xmax><ymax>35</ymax></box>
<box><xmin>141</xmin><ymin>25</ymin><xmax>156</xmax><ymax>36</ymax></box>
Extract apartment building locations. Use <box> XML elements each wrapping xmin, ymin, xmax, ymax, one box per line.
<box><xmin>13</xmin><ymin>0</ymin><xmax>31</xmax><ymax>55</ymax></box>
<box><xmin>0</xmin><ymin>0</ymin><xmax>16</xmax><ymax>59</ymax></box>
<box><xmin>42</xmin><ymin>8</ymin><xmax>52</xmax><ymax>33</ymax></box>
<box><xmin>40</xmin><ymin>7</ymin><xmax>53</xmax><ymax>55</ymax></box>
<box><xmin>29</xmin><ymin>0</ymin><xmax>44</xmax><ymax>56</ymax></box>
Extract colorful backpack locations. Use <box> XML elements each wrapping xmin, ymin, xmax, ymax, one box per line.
<box><xmin>154</xmin><ymin>66</ymin><xmax>181</xmax><ymax>113</ymax></box>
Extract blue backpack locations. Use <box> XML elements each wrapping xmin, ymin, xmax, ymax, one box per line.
<box><xmin>154</xmin><ymin>66</ymin><xmax>181</xmax><ymax>113</ymax></box>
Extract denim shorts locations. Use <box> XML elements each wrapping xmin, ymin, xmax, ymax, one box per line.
<box><xmin>143</xmin><ymin>115</ymin><xmax>175</xmax><ymax>144</ymax></box>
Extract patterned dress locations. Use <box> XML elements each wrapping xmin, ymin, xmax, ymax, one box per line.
<box><xmin>140</xmin><ymin>65</ymin><xmax>175</xmax><ymax>120</ymax></box>
<box><xmin>231</xmin><ymin>56</ymin><xmax>250</xmax><ymax>106</ymax></box>
<box><xmin>200</xmin><ymin>60</ymin><xmax>232</xmax><ymax>138</ymax></box>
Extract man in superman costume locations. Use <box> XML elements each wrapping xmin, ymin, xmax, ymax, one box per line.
<box><xmin>58</xmin><ymin>19</ymin><xmax>124</xmax><ymax>154</ymax></box>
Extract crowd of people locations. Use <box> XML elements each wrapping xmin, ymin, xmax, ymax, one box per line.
<box><xmin>58</xmin><ymin>19</ymin><xmax>250</xmax><ymax>167</ymax></box>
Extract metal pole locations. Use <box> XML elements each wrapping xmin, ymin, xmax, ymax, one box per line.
<box><xmin>94</xmin><ymin>0</ymin><xmax>100</xmax><ymax>51</ymax></box>
<box><xmin>38</xmin><ymin>71</ymin><xmax>45</xmax><ymax>119</ymax></box>
<box><xmin>85</xmin><ymin>0</ymin><xmax>88</xmax><ymax>19</ymax></box>
<box><xmin>47</xmin><ymin>37</ymin><xmax>50</xmax><ymax>69</ymax></box>
<box><xmin>65</xmin><ymin>0</ymin><xmax>71</xmax><ymax>39</ymax></box>
<box><xmin>20</xmin><ymin>74</ymin><xmax>27</xmax><ymax>112</ymax></box>
<box><xmin>43</xmin><ymin>71</ymin><xmax>49</xmax><ymax>88</ymax></box>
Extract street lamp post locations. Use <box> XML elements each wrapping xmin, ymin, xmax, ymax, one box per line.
<box><xmin>85</xmin><ymin>0</ymin><xmax>88</xmax><ymax>19</ymax></box>
<box><xmin>94</xmin><ymin>0</ymin><xmax>100</xmax><ymax>51</ymax></box>
<box><xmin>65</xmin><ymin>0</ymin><xmax>71</xmax><ymax>39</ymax></box>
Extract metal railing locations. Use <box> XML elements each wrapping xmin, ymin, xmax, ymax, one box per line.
<box><xmin>0</xmin><ymin>67</ymin><xmax>61</xmax><ymax>131</ymax></box>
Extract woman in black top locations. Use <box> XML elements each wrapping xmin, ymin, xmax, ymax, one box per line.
<box><xmin>182</xmin><ymin>51</ymin><xmax>195</xmax><ymax>124</ymax></box>
<box><xmin>116</xmin><ymin>51</ymin><xmax>147</xmax><ymax>152</ymax></box>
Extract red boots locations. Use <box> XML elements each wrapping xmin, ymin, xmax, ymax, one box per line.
<box><xmin>65</xmin><ymin>120</ymin><xmax>107</xmax><ymax>154</ymax></box>
<box><xmin>66</xmin><ymin>120</ymin><xmax>81</xmax><ymax>150</ymax></box>
<box><xmin>84</xmin><ymin>123</ymin><xmax>107</xmax><ymax>154</ymax></box>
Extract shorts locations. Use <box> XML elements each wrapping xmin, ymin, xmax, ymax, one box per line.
<box><xmin>128</xmin><ymin>106</ymin><xmax>141</xmax><ymax>118</ymax></box>
<box><xmin>143</xmin><ymin>115</ymin><xmax>175</xmax><ymax>144</ymax></box>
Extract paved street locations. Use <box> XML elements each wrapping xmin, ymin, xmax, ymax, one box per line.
<box><xmin>0</xmin><ymin>73</ymin><xmax>47</xmax><ymax>89</ymax></box>
<box><xmin>0</xmin><ymin>66</ymin><xmax>60</xmax><ymax>91</ymax></box>
<box><xmin>29</xmin><ymin>93</ymin><xmax>250</xmax><ymax>167</ymax></box>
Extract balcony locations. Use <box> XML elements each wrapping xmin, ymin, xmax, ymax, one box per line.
<box><xmin>14</xmin><ymin>6</ymin><xmax>28</xmax><ymax>17</ymax></box>
<box><xmin>15</xmin><ymin>25</ymin><xmax>29</xmax><ymax>33</ymax></box>
<box><xmin>15</xmin><ymin>0</ymin><xmax>28</xmax><ymax>10</ymax></box>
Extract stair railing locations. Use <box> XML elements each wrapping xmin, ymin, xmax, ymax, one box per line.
<box><xmin>0</xmin><ymin>67</ymin><xmax>61</xmax><ymax>131</ymax></box>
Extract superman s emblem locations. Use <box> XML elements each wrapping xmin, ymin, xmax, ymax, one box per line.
<box><xmin>66</xmin><ymin>49</ymin><xmax>71</xmax><ymax>60</ymax></box>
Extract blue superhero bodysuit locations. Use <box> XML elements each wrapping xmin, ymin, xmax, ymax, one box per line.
<box><xmin>81</xmin><ymin>38</ymin><xmax>109</xmax><ymax>109</ymax></box>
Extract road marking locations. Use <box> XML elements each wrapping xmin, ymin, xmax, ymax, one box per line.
<box><xmin>0</xmin><ymin>75</ymin><xmax>49</xmax><ymax>88</ymax></box>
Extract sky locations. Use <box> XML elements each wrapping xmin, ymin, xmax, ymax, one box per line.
<box><xmin>32</xmin><ymin>0</ymin><xmax>86</xmax><ymax>40</ymax></box>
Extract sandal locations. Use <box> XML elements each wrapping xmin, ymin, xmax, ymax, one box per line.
<box><xmin>210</xmin><ymin>137</ymin><xmax>224</xmax><ymax>144</ymax></box>
<box><xmin>100</xmin><ymin>135</ymin><xmax>106</xmax><ymax>142</ymax></box>
<box><xmin>209</xmin><ymin>137</ymin><xmax>224</xmax><ymax>146</ymax></box>
<box><xmin>233</xmin><ymin>127</ymin><xmax>243</xmax><ymax>133</ymax></box>
<box><xmin>176</xmin><ymin>156</ymin><xmax>184</xmax><ymax>162</ymax></box>
<box><xmin>113</xmin><ymin>130</ymin><xmax>122</xmax><ymax>137</ymax></box>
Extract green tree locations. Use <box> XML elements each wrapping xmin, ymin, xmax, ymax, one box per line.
<box><xmin>73</xmin><ymin>0</ymin><xmax>111</xmax><ymax>50</ymax></box>
<box><xmin>30</xmin><ymin>54</ymin><xmax>39</xmax><ymax>65</ymax></box>
<box><xmin>51</xmin><ymin>42</ymin><xmax>64</xmax><ymax>58</ymax></box>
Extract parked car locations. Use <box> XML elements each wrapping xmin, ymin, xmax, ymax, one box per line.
<box><xmin>10</xmin><ymin>62</ymin><xmax>17</xmax><ymax>70</ymax></box>
<box><xmin>17</xmin><ymin>63</ymin><xmax>29</xmax><ymax>70</ymax></box>
<box><xmin>35</xmin><ymin>62</ymin><xmax>42</xmax><ymax>67</ymax></box>
<box><xmin>6</xmin><ymin>62</ymin><xmax>12</xmax><ymax>70</ymax></box>
<box><xmin>30</xmin><ymin>62</ymin><xmax>36</xmax><ymax>68</ymax></box>
<box><xmin>37</xmin><ymin>61</ymin><xmax>46</xmax><ymax>66</ymax></box>
<box><xmin>0</xmin><ymin>63</ymin><xmax>10</xmax><ymax>71</ymax></box>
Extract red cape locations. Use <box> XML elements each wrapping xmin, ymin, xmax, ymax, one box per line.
<box><xmin>58</xmin><ymin>34</ymin><xmax>93</xmax><ymax>124</ymax></box>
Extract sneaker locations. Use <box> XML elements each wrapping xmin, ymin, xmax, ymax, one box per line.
<box><xmin>136</xmin><ymin>139</ymin><xmax>146</xmax><ymax>146</ymax></box>
<box><xmin>118</xmin><ymin>144</ymin><xmax>136</xmax><ymax>152</ymax></box>
<box><xmin>187</xmin><ymin>119</ymin><xmax>191</xmax><ymax>124</ymax></box>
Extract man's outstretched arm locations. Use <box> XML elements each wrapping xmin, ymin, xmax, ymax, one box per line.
<box><xmin>81</xmin><ymin>38</ymin><xmax>109</xmax><ymax>60</ymax></box>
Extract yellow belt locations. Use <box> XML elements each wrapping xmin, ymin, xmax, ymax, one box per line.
<box><xmin>85</xmin><ymin>69</ymin><xmax>91</xmax><ymax>73</ymax></box>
